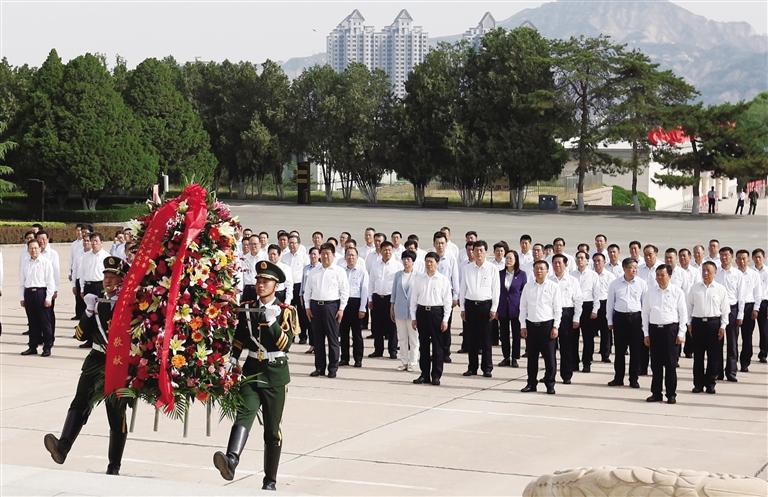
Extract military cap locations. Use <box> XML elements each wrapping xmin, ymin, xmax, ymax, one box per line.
<box><xmin>255</xmin><ymin>260</ymin><xmax>286</xmax><ymax>283</ymax></box>
<box><xmin>103</xmin><ymin>256</ymin><xmax>127</xmax><ymax>277</ymax></box>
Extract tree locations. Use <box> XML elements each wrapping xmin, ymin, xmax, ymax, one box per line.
<box><xmin>552</xmin><ymin>35</ymin><xmax>625</xmax><ymax>211</ymax></box>
<box><xmin>0</xmin><ymin>57</ymin><xmax>35</xmax><ymax>128</ymax></box>
<box><xmin>653</xmin><ymin>102</ymin><xmax>749</xmax><ymax>214</ymax></box>
<box><xmin>123</xmin><ymin>58</ymin><xmax>216</xmax><ymax>184</ymax></box>
<box><xmin>16</xmin><ymin>52</ymin><xmax>157</xmax><ymax>209</ymax></box>
<box><xmin>290</xmin><ymin>65</ymin><xmax>342</xmax><ymax>201</ymax></box>
<box><xmin>0</xmin><ymin>122</ymin><xmax>16</xmax><ymax>196</ymax></box>
<box><xmin>605</xmin><ymin>50</ymin><xmax>696</xmax><ymax>211</ymax></box>
<box><xmin>255</xmin><ymin>60</ymin><xmax>292</xmax><ymax>199</ymax></box>
<box><xmin>469</xmin><ymin>27</ymin><xmax>568</xmax><ymax>209</ymax></box>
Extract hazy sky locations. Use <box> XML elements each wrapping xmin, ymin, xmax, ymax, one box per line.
<box><xmin>1</xmin><ymin>1</ymin><xmax>766</xmax><ymax>68</ymax></box>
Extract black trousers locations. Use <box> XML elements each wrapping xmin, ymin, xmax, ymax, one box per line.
<box><xmin>748</xmin><ymin>202</ymin><xmax>757</xmax><ymax>215</ymax></box>
<box><xmin>612</xmin><ymin>311</ymin><xmax>643</xmax><ymax>383</ymax></box>
<box><xmin>722</xmin><ymin>304</ymin><xmax>739</xmax><ymax>379</ymax></box>
<box><xmin>691</xmin><ymin>318</ymin><xmax>722</xmax><ymax>388</ymax></box>
<box><xmin>649</xmin><ymin>324</ymin><xmax>679</xmax><ymax>398</ymax></box>
<box><xmin>595</xmin><ymin>300</ymin><xmax>612</xmax><ymax>361</ymax></box>
<box><xmin>340</xmin><ymin>297</ymin><xmax>363</xmax><ymax>364</ymax></box>
<box><xmin>310</xmin><ymin>301</ymin><xmax>340</xmax><ymax>374</ymax></box>
<box><xmin>707</xmin><ymin>198</ymin><xmax>715</xmax><ymax>213</ymax></box>
<box><xmin>292</xmin><ymin>283</ymin><xmax>310</xmax><ymax>341</ymax></box>
<box><xmin>416</xmin><ymin>306</ymin><xmax>444</xmax><ymax>381</ymax></box>
<box><xmin>465</xmin><ymin>299</ymin><xmax>492</xmax><ymax>374</ymax></box>
<box><xmin>739</xmin><ymin>302</ymin><xmax>756</xmax><ymax>368</ymax></box>
<box><xmin>735</xmin><ymin>200</ymin><xmax>744</xmax><ymax>215</ymax></box>
<box><xmin>74</xmin><ymin>280</ymin><xmax>86</xmax><ymax>318</ymax></box>
<box><xmin>70</xmin><ymin>351</ymin><xmax>128</xmax><ymax>432</ymax></box>
<box><xmin>499</xmin><ymin>316</ymin><xmax>521</xmax><ymax>360</ymax></box>
<box><xmin>577</xmin><ymin>302</ymin><xmax>595</xmax><ymax>367</ymax></box>
<box><xmin>490</xmin><ymin>318</ymin><xmax>500</xmax><ymax>345</ymax></box>
<box><xmin>24</xmin><ymin>288</ymin><xmax>53</xmax><ymax>350</ymax></box>
<box><xmin>371</xmin><ymin>294</ymin><xmax>397</xmax><ymax>356</ymax></box>
<box><xmin>525</xmin><ymin>320</ymin><xmax>556</xmax><ymax>388</ymax></box>
<box><xmin>758</xmin><ymin>300</ymin><xmax>768</xmax><ymax>361</ymax></box>
<box><xmin>558</xmin><ymin>307</ymin><xmax>576</xmax><ymax>381</ymax></box>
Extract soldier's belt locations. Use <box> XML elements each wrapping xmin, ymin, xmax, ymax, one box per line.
<box><xmin>92</xmin><ymin>343</ymin><xmax>107</xmax><ymax>353</ymax></box>
<box><xmin>247</xmin><ymin>350</ymin><xmax>286</xmax><ymax>362</ymax></box>
<box><xmin>234</xmin><ymin>307</ymin><xmax>266</xmax><ymax>314</ymax></box>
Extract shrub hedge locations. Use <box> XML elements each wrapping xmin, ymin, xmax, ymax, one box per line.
<box><xmin>612</xmin><ymin>185</ymin><xmax>656</xmax><ymax>210</ymax></box>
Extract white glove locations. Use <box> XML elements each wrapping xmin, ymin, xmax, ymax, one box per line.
<box><xmin>84</xmin><ymin>294</ymin><xmax>98</xmax><ymax>316</ymax></box>
<box><xmin>225</xmin><ymin>355</ymin><xmax>238</xmax><ymax>372</ymax></box>
<box><xmin>263</xmin><ymin>304</ymin><xmax>281</xmax><ymax>326</ymax></box>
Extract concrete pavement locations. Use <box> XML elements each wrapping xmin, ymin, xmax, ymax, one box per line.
<box><xmin>1</xmin><ymin>206</ymin><xmax>767</xmax><ymax>496</ymax></box>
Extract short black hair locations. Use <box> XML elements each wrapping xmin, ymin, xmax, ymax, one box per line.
<box><xmin>267</xmin><ymin>244</ymin><xmax>281</xmax><ymax>254</ymax></box>
<box><xmin>629</xmin><ymin>240</ymin><xmax>642</xmax><ymax>249</ymax></box>
<box><xmin>592</xmin><ymin>253</ymin><xmax>606</xmax><ymax>261</ymax></box>
<box><xmin>622</xmin><ymin>257</ymin><xmax>638</xmax><ymax>268</ymax></box>
<box><xmin>735</xmin><ymin>249</ymin><xmax>750</xmax><ymax>257</ymax></box>
<box><xmin>656</xmin><ymin>264</ymin><xmax>672</xmax><ymax>276</ymax></box>
<box><xmin>493</xmin><ymin>241</ymin><xmax>509</xmax><ymax>252</ymax></box>
<box><xmin>608</xmin><ymin>243</ymin><xmax>619</xmax><ymax>251</ymax></box>
<box><xmin>424</xmin><ymin>251</ymin><xmax>440</xmax><ymax>262</ymax></box>
<box><xmin>391</xmin><ymin>231</ymin><xmax>402</xmax><ymax>238</ymax></box>
<box><xmin>719</xmin><ymin>246</ymin><xmax>734</xmax><ymax>255</ymax></box>
<box><xmin>380</xmin><ymin>241</ymin><xmax>394</xmax><ymax>249</ymax></box>
<box><xmin>319</xmin><ymin>242</ymin><xmax>335</xmax><ymax>254</ymax></box>
<box><xmin>472</xmin><ymin>240</ymin><xmax>488</xmax><ymax>251</ymax></box>
<box><xmin>752</xmin><ymin>248</ymin><xmax>765</xmax><ymax>257</ymax></box>
<box><xmin>433</xmin><ymin>231</ymin><xmax>447</xmax><ymax>242</ymax></box>
<box><xmin>533</xmin><ymin>260</ymin><xmax>549</xmax><ymax>270</ymax></box>
<box><xmin>402</xmin><ymin>250</ymin><xmax>416</xmax><ymax>261</ymax></box>
<box><xmin>552</xmin><ymin>253</ymin><xmax>568</xmax><ymax>265</ymax></box>
<box><xmin>702</xmin><ymin>261</ymin><xmax>717</xmax><ymax>271</ymax></box>
<box><xmin>520</xmin><ymin>234</ymin><xmax>532</xmax><ymax>242</ymax></box>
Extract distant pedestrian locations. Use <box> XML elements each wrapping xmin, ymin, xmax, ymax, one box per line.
<box><xmin>735</xmin><ymin>188</ymin><xmax>746</xmax><ymax>215</ymax></box>
<box><xmin>748</xmin><ymin>189</ymin><xmax>759</xmax><ymax>215</ymax></box>
<box><xmin>707</xmin><ymin>187</ymin><xmax>716</xmax><ymax>214</ymax></box>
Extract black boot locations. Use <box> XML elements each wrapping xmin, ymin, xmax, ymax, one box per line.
<box><xmin>262</xmin><ymin>444</ymin><xmax>281</xmax><ymax>490</ymax></box>
<box><xmin>213</xmin><ymin>425</ymin><xmax>249</xmax><ymax>481</ymax></box>
<box><xmin>44</xmin><ymin>409</ymin><xmax>85</xmax><ymax>464</ymax></box>
<box><xmin>106</xmin><ymin>430</ymin><xmax>128</xmax><ymax>475</ymax></box>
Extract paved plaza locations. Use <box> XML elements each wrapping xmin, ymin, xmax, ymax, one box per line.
<box><xmin>1</xmin><ymin>204</ymin><xmax>767</xmax><ymax>496</ymax></box>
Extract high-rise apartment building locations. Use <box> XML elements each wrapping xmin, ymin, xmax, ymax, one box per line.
<box><xmin>327</xmin><ymin>9</ymin><xmax>429</xmax><ymax>97</ymax></box>
<box><xmin>463</xmin><ymin>12</ymin><xmax>496</xmax><ymax>47</ymax></box>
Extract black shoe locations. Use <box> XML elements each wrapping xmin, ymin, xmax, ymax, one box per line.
<box><xmin>646</xmin><ymin>395</ymin><xmax>663</xmax><ymax>402</ymax></box>
<box><xmin>457</xmin><ymin>348</ymin><xmax>466</xmax><ymax>354</ymax></box>
<box><xmin>692</xmin><ymin>386</ymin><xmax>704</xmax><ymax>393</ymax></box>
<box><xmin>667</xmin><ymin>397</ymin><xmax>677</xmax><ymax>404</ymax></box>
<box><xmin>726</xmin><ymin>376</ymin><xmax>738</xmax><ymax>382</ymax></box>
<box><xmin>21</xmin><ymin>348</ymin><xmax>37</xmax><ymax>356</ymax></box>
<box><xmin>41</xmin><ymin>349</ymin><xmax>51</xmax><ymax>357</ymax></box>
<box><xmin>368</xmin><ymin>352</ymin><xmax>383</xmax><ymax>358</ymax></box>
<box><xmin>740</xmin><ymin>366</ymin><xmax>749</xmax><ymax>373</ymax></box>
<box><xmin>70</xmin><ymin>316</ymin><xmax>79</xmax><ymax>320</ymax></box>
<box><xmin>582</xmin><ymin>365</ymin><xmax>591</xmax><ymax>373</ymax></box>
<box><xmin>601</xmin><ymin>358</ymin><xmax>611</xmax><ymax>363</ymax></box>
<box><xmin>462</xmin><ymin>370</ymin><xmax>476</xmax><ymax>376</ymax></box>
<box><xmin>443</xmin><ymin>357</ymin><xmax>452</xmax><ymax>364</ymax></box>
<box><xmin>431</xmin><ymin>378</ymin><xmax>440</xmax><ymax>386</ymax></box>
<box><xmin>106</xmin><ymin>430</ymin><xmax>127</xmax><ymax>475</ymax></box>
<box><xmin>521</xmin><ymin>385</ymin><xmax>536</xmax><ymax>393</ymax></box>
<box><xmin>22</xmin><ymin>330</ymin><xmax>30</xmax><ymax>336</ymax></box>
<box><xmin>717</xmin><ymin>374</ymin><xmax>724</xmax><ymax>380</ymax></box>
<box><xmin>497</xmin><ymin>358</ymin><xmax>510</xmax><ymax>367</ymax></box>
<box><xmin>522</xmin><ymin>352</ymin><xmax>528</xmax><ymax>358</ymax></box>
<box><xmin>389</xmin><ymin>354</ymin><xmax>398</xmax><ymax>360</ymax></box>
<box><xmin>562</xmin><ymin>379</ymin><xmax>571</xmax><ymax>384</ymax></box>
<box><xmin>44</xmin><ymin>409</ymin><xmax>85</xmax><ymax>465</ymax></box>
<box><xmin>213</xmin><ymin>425</ymin><xmax>249</xmax><ymax>481</ymax></box>
<box><xmin>482</xmin><ymin>372</ymin><xmax>492</xmax><ymax>378</ymax></box>
<box><xmin>327</xmin><ymin>371</ymin><xmax>337</xmax><ymax>378</ymax></box>
<box><xmin>353</xmin><ymin>362</ymin><xmax>362</xmax><ymax>368</ymax></box>
<box><xmin>309</xmin><ymin>370</ymin><xmax>325</xmax><ymax>377</ymax></box>
<box><xmin>304</xmin><ymin>347</ymin><xmax>314</xmax><ymax>354</ymax></box>
<box><xmin>263</xmin><ymin>482</ymin><xmax>277</xmax><ymax>491</ymax></box>
<box><xmin>629</xmin><ymin>381</ymin><xmax>640</xmax><ymax>389</ymax></box>
<box><xmin>759</xmin><ymin>357</ymin><xmax>767</xmax><ymax>364</ymax></box>
<box><xmin>607</xmin><ymin>380</ymin><xmax>623</xmax><ymax>387</ymax></box>
<box><xmin>78</xmin><ymin>342</ymin><xmax>92</xmax><ymax>349</ymax></box>
<box><xmin>339</xmin><ymin>361</ymin><xmax>349</xmax><ymax>366</ymax></box>
<box><xmin>413</xmin><ymin>377</ymin><xmax>428</xmax><ymax>384</ymax></box>
<box><xmin>705</xmin><ymin>386</ymin><xmax>716</xmax><ymax>394</ymax></box>
<box><xmin>298</xmin><ymin>338</ymin><xmax>308</xmax><ymax>345</ymax></box>
<box><xmin>546</xmin><ymin>385</ymin><xmax>555</xmax><ymax>395</ymax></box>
<box><xmin>684</xmin><ymin>353</ymin><xmax>692</xmax><ymax>359</ymax></box>
<box><xmin>365</xmin><ymin>334</ymin><xmax>374</xmax><ymax>339</ymax></box>
<box><xmin>675</xmin><ymin>362</ymin><xmax>680</xmax><ymax>368</ymax></box>
<box><xmin>638</xmin><ymin>371</ymin><xmax>648</xmax><ymax>377</ymax></box>
<box><xmin>510</xmin><ymin>359</ymin><xmax>519</xmax><ymax>368</ymax></box>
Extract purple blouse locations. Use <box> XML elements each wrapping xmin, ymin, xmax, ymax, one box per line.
<box><xmin>497</xmin><ymin>269</ymin><xmax>527</xmax><ymax>319</ymax></box>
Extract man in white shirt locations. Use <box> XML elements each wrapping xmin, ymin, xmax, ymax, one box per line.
<box><xmin>391</xmin><ymin>231</ymin><xmax>404</xmax><ymax>258</ymax></box>
<box><xmin>592</xmin><ymin>253</ymin><xmax>617</xmax><ymax>366</ymax></box>
<box><xmin>282</xmin><ymin>234</ymin><xmax>310</xmax><ymax>342</ymax></box>
<box><xmin>692</xmin><ymin>244</ymin><xmax>705</xmax><ymax>269</ymax></box>
<box><xmin>337</xmin><ymin>232</ymin><xmax>350</xmax><ymax>258</ymax></box>
<box><xmin>68</xmin><ymin>224</ymin><xmax>86</xmax><ymax>319</ymax></box>
<box><xmin>607</xmin><ymin>257</ymin><xmax>648</xmax><ymax>388</ymax></box>
<box><xmin>79</xmin><ymin>233</ymin><xmax>109</xmax><ymax>298</ymax></box>
<box><xmin>458</xmin><ymin>231</ymin><xmax>478</xmax><ymax>264</ymax></box>
<box><xmin>460</xmin><ymin>241</ymin><xmax>500</xmax><ymax>378</ymax></box>
<box><xmin>572</xmin><ymin>251</ymin><xmax>597</xmax><ymax>373</ymax></box>
<box><xmin>753</xmin><ymin>249</ymin><xmax>768</xmax><ymax>363</ymax></box>
<box><xmin>606</xmin><ymin>244</ymin><xmax>624</xmax><ymax>277</ymax></box>
<box><xmin>664</xmin><ymin>248</ymin><xmax>691</xmax><ymax>294</ymax></box>
<box><xmin>520</xmin><ymin>260</ymin><xmax>562</xmax><ymax>394</ymax></box>
<box><xmin>304</xmin><ymin>243</ymin><xmax>349</xmax><ymax>378</ymax></box>
<box><xmin>299</xmin><ymin>247</ymin><xmax>320</xmax><ymax>345</ymax></box>
<box><xmin>592</xmin><ymin>234</ymin><xmax>608</xmax><ymax>260</ymax></box>
<box><xmin>36</xmin><ymin>231</ymin><xmax>60</xmax><ymax>338</ymax></box>
<box><xmin>687</xmin><ymin>261</ymin><xmax>729</xmax><ymax>394</ymax></box>
<box><xmin>110</xmin><ymin>230</ymin><xmax>126</xmax><ymax>259</ymax></box>
<box><xmin>642</xmin><ymin>264</ymin><xmax>687</xmax><ymax>404</ymax></box>
<box><xmin>433</xmin><ymin>232</ymin><xmax>460</xmax><ymax>363</ymax></box>
<box><xmin>20</xmin><ymin>239</ymin><xmax>56</xmax><ymax>356</ymax></box>
<box><xmin>628</xmin><ymin>241</ymin><xmax>642</xmax><ymax>264</ymax></box>
<box><xmin>358</xmin><ymin>228</ymin><xmax>377</xmax><ymax>261</ymax></box>
<box><xmin>715</xmin><ymin>246</ymin><xmax>745</xmax><ymax>382</ymax></box>
<box><xmin>403</xmin><ymin>239</ymin><xmax>425</xmax><ymax>273</ymax></box>
<box><xmin>364</xmin><ymin>232</ymin><xmax>386</xmax><ymax>273</ymax></box>
<box><xmin>705</xmin><ymin>239</ymin><xmax>720</xmax><ymax>263</ymax></box>
<box><xmin>638</xmin><ymin>244</ymin><xmax>662</xmax><ymax>288</ymax></box>
<box><xmin>547</xmin><ymin>237</ymin><xmax>574</xmax><ymax>268</ymax></box>
<box><xmin>267</xmin><ymin>245</ymin><xmax>293</xmax><ymax>304</ymax></box>
<box><xmin>549</xmin><ymin>254</ymin><xmax>582</xmax><ymax>384</ymax></box>
<box><xmin>440</xmin><ymin>227</ymin><xmax>460</xmax><ymax>262</ymax></box>
<box><xmin>368</xmin><ymin>241</ymin><xmax>403</xmax><ymax>359</ymax></box>
<box><xmin>519</xmin><ymin>234</ymin><xmax>534</xmax><ymax>266</ymax></box>
<box><xmin>410</xmin><ymin>251</ymin><xmax>452</xmax><ymax>386</ymax></box>
<box><xmin>735</xmin><ymin>249</ymin><xmax>761</xmax><ymax>372</ymax></box>
<box><xmin>339</xmin><ymin>247</ymin><xmax>369</xmax><ymax>368</ymax></box>
<box><xmin>489</xmin><ymin>242</ymin><xmax>507</xmax><ymax>271</ymax></box>
<box><xmin>522</xmin><ymin>243</ymin><xmax>548</xmax><ymax>282</ymax></box>
<box><xmin>678</xmin><ymin>247</ymin><xmax>699</xmax><ymax>359</ymax></box>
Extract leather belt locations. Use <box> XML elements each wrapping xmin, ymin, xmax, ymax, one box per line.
<box><xmin>247</xmin><ymin>351</ymin><xmax>286</xmax><ymax>362</ymax></box>
<box><xmin>311</xmin><ymin>300</ymin><xmax>339</xmax><ymax>305</ymax></box>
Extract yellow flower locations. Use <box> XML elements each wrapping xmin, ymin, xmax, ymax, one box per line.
<box><xmin>170</xmin><ymin>337</ymin><xmax>184</xmax><ymax>354</ymax></box>
<box><xmin>138</xmin><ymin>300</ymin><xmax>150</xmax><ymax>311</ymax></box>
<box><xmin>171</xmin><ymin>354</ymin><xmax>187</xmax><ymax>369</ymax></box>
<box><xmin>205</xmin><ymin>306</ymin><xmax>220</xmax><ymax>319</ymax></box>
<box><xmin>130</xmin><ymin>343</ymin><xmax>142</xmax><ymax>357</ymax></box>
<box><xmin>194</xmin><ymin>344</ymin><xmax>211</xmax><ymax>361</ymax></box>
<box><xmin>175</xmin><ymin>304</ymin><xmax>192</xmax><ymax>323</ymax></box>
<box><xmin>145</xmin><ymin>259</ymin><xmax>157</xmax><ymax>275</ymax></box>
<box><xmin>131</xmin><ymin>324</ymin><xmax>144</xmax><ymax>339</ymax></box>
<box><xmin>158</xmin><ymin>276</ymin><xmax>171</xmax><ymax>289</ymax></box>
<box><xmin>177</xmin><ymin>200</ymin><xmax>188</xmax><ymax>214</ymax></box>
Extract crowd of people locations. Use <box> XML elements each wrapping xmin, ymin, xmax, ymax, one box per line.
<box><xmin>235</xmin><ymin>226</ymin><xmax>767</xmax><ymax>401</ymax></box>
<box><xmin>10</xmin><ymin>221</ymin><xmax>768</xmax><ymax>404</ymax></box>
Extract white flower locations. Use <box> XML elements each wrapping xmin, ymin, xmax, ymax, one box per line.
<box><xmin>217</xmin><ymin>222</ymin><xmax>235</xmax><ymax>238</ymax></box>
